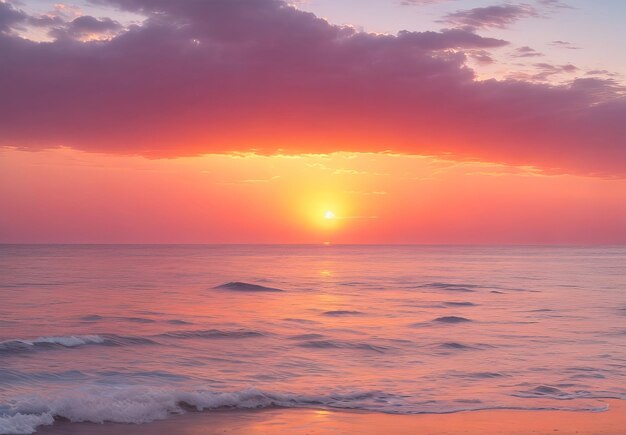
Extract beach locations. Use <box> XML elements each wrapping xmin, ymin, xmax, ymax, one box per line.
<box><xmin>38</xmin><ymin>400</ymin><xmax>626</xmax><ymax>434</ymax></box>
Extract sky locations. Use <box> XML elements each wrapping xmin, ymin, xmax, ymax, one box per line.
<box><xmin>0</xmin><ymin>0</ymin><xmax>625</xmax><ymax>244</ymax></box>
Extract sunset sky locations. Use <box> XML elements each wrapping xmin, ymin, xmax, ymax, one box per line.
<box><xmin>1</xmin><ymin>0</ymin><xmax>625</xmax><ymax>244</ymax></box>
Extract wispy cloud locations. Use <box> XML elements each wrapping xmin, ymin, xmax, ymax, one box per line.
<box><xmin>550</xmin><ymin>40</ymin><xmax>580</xmax><ymax>50</ymax></box>
<box><xmin>440</xmin><ymin>4</ymin><xmax>538</xmax><ymax>29</ymax></box>
<box><xmin>512</xmin><ymin>46</ymin><xmax>544</xmax><ymax>58</ymax></box>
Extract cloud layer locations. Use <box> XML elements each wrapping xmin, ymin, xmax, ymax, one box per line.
<box><xmin>441</xmin><ymin>4</ymin><xmax>538</xmax><ymax>29</ymax></box>
<box><xmin>0</xmin><ymin>0</ymin><xmax>624</xmax><ymax>176</ymax></box>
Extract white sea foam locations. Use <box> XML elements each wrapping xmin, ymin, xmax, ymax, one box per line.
<box><xmin>0</xmin><ymin>412</ymin><xmax>54</xmax><ymax>435</ymax></box>
<box><xmin>0</xmin><ymin>386</ymin><xmax>392</xmax><ymax>434</ymax></box>
<box><xmin>0</xmin><ymin>384</ymin><xmax>616</xmax><ymax>434</ymax></box>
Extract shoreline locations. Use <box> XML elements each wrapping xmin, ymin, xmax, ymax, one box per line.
<box><xmin>37</xmin><ymin>399</ymin><xmax>626</xmax><ymax>434</ymax></box>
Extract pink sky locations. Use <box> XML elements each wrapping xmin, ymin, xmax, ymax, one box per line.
<box><xmin>0</xmin><ymin>0</ymin><xmax>624</xmax><ymax>243</ymax></box>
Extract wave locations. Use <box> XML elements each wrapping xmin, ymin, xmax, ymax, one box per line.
<box><xmin>416</xmin><ymin>282</ymin><xmax>478</xmax><ymax>292</ymax></box>
<box><xmin>80</xmin><ymin>315</ymin><xmax>190</xmax><ymax>325</ymax></box>
<box><xmin>0</xmin><ymin>334</ymin><xmax>156</xmax><ymax>355</ymax></box>
<box><xmin>433</xmin><ymin>316</ymin><xmax>472</xmax><ymax>323</ymax></box>
<box><xmin>157</xmin><ymin>329</ymin><xmax>265</xmax><ymax>339</ymax></box>
<box><xmin>117</xmin><ymin>317</ymin><xmax>156</xmax><ymax>323</ymax></box>
<box><xmin>322</xmin><ymin>310</ymin><xmax>365</xmax><ymax>316</ymax></box>
<box><xmin>297</xmin><ymin>339</ymin><xmax>387</xmax><ymax>353</ymax></box>
<box><xmin>214</xmin><ymin>282</ymin><xmax>284</xmax><ymax>292</ymax></box>
<box><xmin>415</xmin><ymin>282</ymin><xmax>532</xmax><ymax>293</ymax></box>
<box><xmin>444</xmin><ymin>301</ymin><xmax>477</xmax><ymax>307</ymax></box>
<box><xmin>514</xmin><ymin>385</ymin><xmax>626</xmax><ymax>401</ymax></box>
<box><xmin>282</xmin><ymin>318</ymin><xmax>319</xmax><ymax>324</ymax></box>
<box><xmin>433</xmin><ymin>342</ymin><xmax>495</xmax><ymax>351</ymax></box>
<box><xmin>438</xmin><ymin>342</ymin><xmax>472</xmax><ymax>350</ymax></box>
<box><xmin>467</xmin><ymin>372</ymin><xmax>505</xmax><ymax>379</ymax></box>
<box><xmin>411</xmin><ymin>316</ymin><xmax>473</xmax><ymax>327</ymax></box>
<box><xmin>0</xmin><ymin>386</ymin><xmax>395</xmax><ymax>434</ymax></box>
<box><xmin>0</xmin><ymin>369</ymin><xmax>190</xmax><ymax>385</ymax></box>
<box><xmin>0</xmin><ymin>369</ymin><xmax>89</xmax><ymax>384</ymax></box>
<box><xmin>288</xmin><ymin>333</ymin><xmax>325</xmax><ymax>340</ymax></box>
<box><xmin>338</xmin><ymin>281</ymin><xmax>365</xmax><ymax>286</ymax></box>
<box><xmin>79</xmin><ymin>315</ymin><xmax>104</xmax><ymax>321</ymax></box>
<box><xmin>0</xmin><ymin>383</ymin><xmax>617</xmax><ymax>434</ymax></box>
<box><xmin>0</xmin><ymin>328</ymin><xmax>267</xmax><ymax>357</ymax></box>
<box><xmin>166</xmin><ymin>319</ymin><xmax>192</xmax><ymax>325</ymax></box>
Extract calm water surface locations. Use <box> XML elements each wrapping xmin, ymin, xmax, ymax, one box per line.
<box><xmin>1</xmin><ymin>245</ymin><xmax>625</xmax><ymax>433</ymax></box>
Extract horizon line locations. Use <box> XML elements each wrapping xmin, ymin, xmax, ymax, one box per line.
<box><xmin>1</xmin><ymin>243</ymin><xmax>625</xmax><ymax>248</ymax></box>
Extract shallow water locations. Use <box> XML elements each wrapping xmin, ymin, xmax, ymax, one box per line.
<box><xmin>1</xmin><ymin>245</ymin><xmax>625</xmax><ymax>433</ymax></box>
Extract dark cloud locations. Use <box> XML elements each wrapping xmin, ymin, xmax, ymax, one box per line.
<box><xmin>508</xmin><ymin>62</ymin><xmax>580</xmax><ymax>82</ymax></box>
<box><xmin>441</xmin><ymin>1</ymin><xmax>573</xmax><ymax>30</ymax></box>
<box><xmin>27</xmin><ymin>14</ymin><xmax>65</xmax><ymax>28</ymax></box>
<box><xmin>468</xmin><ymin>49</ymin><xmax>494</xmax><ymax>65</ymax></box>
<box><xmin>569</xmin><ymin>77</ymin><xmax>626</xmax><ymax>102</ymax></box>
<box><xmin>49</xmin><ymin>15</ymin><xmax>122</xmax><ymax>40</ymax></box>
<box><xmin>0</xmin><ymin>1</ymin><xmax>27</xmax><ymax>33</ymax></box>
<box><xmin>395</xmin><ymin>28</ymin><xmax>507</xmax><ymax>50</ymax></box>
<box><xmin>533</xmin><ymin>62</ymin><xmax>578</xmax><ymax>80</ymax></box>
<box><xmin>440</xmin><ymin>4</ymin><xmax>538</xmax><ymax>29</ymax></box>
<box><xmin>0</xmin><ymin>1</ymin><xmax>69</xmax><ymax>34</ymax></box>
<box><xmin>586</xmin><ymin>69</ymin><xmax>619</xmax><ymax>78</ymax></box>
<box><xmin>0</xmin><ymin>0</ymin><xmax>624</xmax><ymax>177</ymax></box>
<box><xmin>550</xmin><ymin>40</ymin><xmax>580</xmax><ymax>50</ymax></box>
<box><xmin>512</xmin><ymin>46</ymin><xmax>543</xmax><ymax>58</ymax></box>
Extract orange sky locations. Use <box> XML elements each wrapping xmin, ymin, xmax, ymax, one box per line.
<box><xmin>2</xmin><ymin>147</ymin><xmax>625</xmax><ymax>244</ymax></box>
<box><xmin>0</xmin><ymin>0</ymin><xmax>624</xmax><ymax>244</ymax></box>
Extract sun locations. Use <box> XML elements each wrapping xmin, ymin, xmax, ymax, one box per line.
<box><xmin>324</xmin><ymin>210</ymin><xmax>335</xmax><ymax>220</ymax></box>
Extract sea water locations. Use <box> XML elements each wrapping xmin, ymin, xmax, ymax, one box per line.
<box><xmin>1</xmin><ymin>245</ymin><xmax>625</xmax><ymax>433</ymax></box>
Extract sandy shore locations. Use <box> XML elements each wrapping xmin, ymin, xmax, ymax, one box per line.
<box><xmin>37</xmin><ymin>399</ymin><xmax>626</xmax><ymax>434</ymax></box>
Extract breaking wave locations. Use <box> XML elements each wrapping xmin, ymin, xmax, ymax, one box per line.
<box><xmin>0</xmin><ymin>384</ymin><xmax>616</xmax><ymax>434</ymax></box>
<box><xmin>0</xmin><ymin>386</ymin><xmax>396</xmax><ymax>434</ymax></box>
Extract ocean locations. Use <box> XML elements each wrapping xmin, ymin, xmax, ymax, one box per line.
<box><xmin>1</xmin><ymin>245</ymin><xmax>625</xmax><ymax>434</ymax></box>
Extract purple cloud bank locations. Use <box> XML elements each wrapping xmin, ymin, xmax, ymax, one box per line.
<box><xmin>0</xmin><ymin>0</ymin><xmax>624</xmax><ymax>176</ymax></box>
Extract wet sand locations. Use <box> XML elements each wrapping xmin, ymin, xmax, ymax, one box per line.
<box><xmin>39</xmin><ymin>399</ymin><xmax>626</xmax><ymax>434</ymax></box>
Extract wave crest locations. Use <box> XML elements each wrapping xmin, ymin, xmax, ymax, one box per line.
<box><xmin>158</xmin><ymin>329</ymin><xmax>265</xmax><ymax>339</ymax></box>
<box><xmin>0</xmin><ymin>386</ymin><xmax>393</xmax><ymax>434</ymax></box>
<box><xmin>0</xmin><ymin>334</ymin><xmax>155</xmax><ymax>355</ymax></box>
